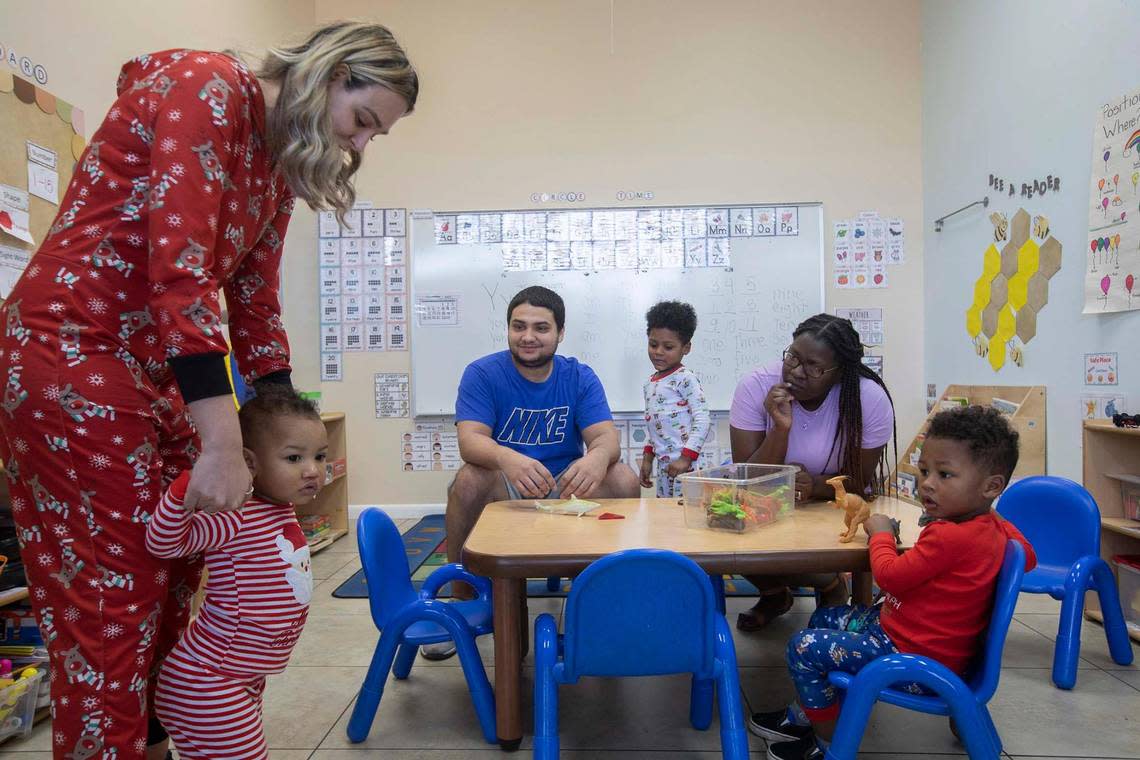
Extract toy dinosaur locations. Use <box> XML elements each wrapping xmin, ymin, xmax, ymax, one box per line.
<box><xmin>827</xmin><ymin>475</ymin><xmax>871</xmax><ymax>543</ymax></box>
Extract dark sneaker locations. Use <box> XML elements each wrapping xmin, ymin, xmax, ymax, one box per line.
<box><xmin>767</xmin><ymin>736</ymin><xmax>825</xmax><ymax>760</ymax></box>
<box><xmin>419</xmin><ymin>641</ymin><xmax>457</xmax><ymax>660</ymax></box>
<box><xmin>748</xmin><ymin>708</ymin><xmax>814</xmax><ymax>742</ymax></box>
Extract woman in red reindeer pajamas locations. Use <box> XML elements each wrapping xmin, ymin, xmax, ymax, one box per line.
<box><xmin>0</xmin><ymin>22</ymin><xmax>417</xmax><ymax>760</ymax></box>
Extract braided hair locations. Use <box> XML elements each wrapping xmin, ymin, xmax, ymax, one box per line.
<box><xmin>792</xmin><ymin>314</ymin><xmax>897</xmax><ymax>497</ymax></box>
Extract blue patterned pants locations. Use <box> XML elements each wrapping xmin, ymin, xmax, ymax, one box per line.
<box><xmin>786</xmin><ymin>604</ymin><xmax>925</xmax><ymax>716</ymax></box>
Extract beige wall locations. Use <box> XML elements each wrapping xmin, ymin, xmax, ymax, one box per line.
<box><xmin>316</xmin><ymin>0</ymin><xmax>926</xmax><ymax>506</ymax></box>
<box><xmin>0</xmin><ymin>0</ymin><xmax>320</xmax><ymax>387</ymax></box>
<box><xmin>2</xmin><ymin>1</ymin><xmax>925</xmax><ymax>508</ymax></box>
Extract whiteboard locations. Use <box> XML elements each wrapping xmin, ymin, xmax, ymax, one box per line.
<box><xmin>410</xmin><ymin>203</ymin><xmax>823</xmax><ymax>416</ymax></box>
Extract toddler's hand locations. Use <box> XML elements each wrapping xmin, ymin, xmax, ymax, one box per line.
<box><xmin>863</xmin><ymin>513</ymin><xmax>896</xmax><ymax>537</ymax></box>
<box><xmin>666</xmin><ymin>457</ymin><xmax>693</xmax><ymax>479</ymax></box>
<box><xmin>639</xmin><ymin>456</ymin><xmax>654</xmax><ymax>489</ymax></box>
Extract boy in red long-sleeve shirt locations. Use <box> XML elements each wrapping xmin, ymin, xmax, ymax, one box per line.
<box><xmin>752</xmin><ymin>405</ymin><xmax>1037</xmax><ymax>760</ymax></box>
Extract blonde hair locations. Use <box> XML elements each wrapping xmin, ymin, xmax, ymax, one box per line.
<box><xmin>256</xmin><ymin>21</ymin><xmax>418</xmax><ymax>218</ymax></box>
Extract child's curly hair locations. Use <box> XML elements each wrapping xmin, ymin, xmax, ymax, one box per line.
<box><xmin>926</xmin><ymin>405</ymin><xmax>1020</xmax><ymax>482</ymax></box>
<box><xmin>238</xmin><ymin>385</ymin><xmax>321</xmax><ymax>446</ymax></box>
<box><xmin>646</xmin><ymin>300</ymin><xmax>698</xmax><ymax>344</ymax></box>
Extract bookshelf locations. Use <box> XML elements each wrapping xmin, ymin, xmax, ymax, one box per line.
<box><xmin>1082</xmin><ymin>420</ymin><xmax>1140</xmax><ymax>643</ymax></box>
<box><xmin>893</xmin><ymin>385</ymin><xmax>1046</xmax><ymax>502</ymax></box>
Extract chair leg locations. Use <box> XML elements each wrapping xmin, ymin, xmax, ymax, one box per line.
<box><xmin>945</xmin><ymin>702</ymin><xmax>1000</xmax><ymax>760</ymax></box>
<box><xmin>1092</xmin><ymin>560</ymin><xmax>1136</xmax><ymax>667</ymax></box>
<box><xmin>393</xmin><ymin>643</ymin><xmax>417</xmax><ymax>680</ymax></box>
<box><xmin>346</xmin><ymin>633</ymin><xmax>402</xmax><ymax>742</ymax></box>
<box><xmin>709</xmin><ymin>573</ymin><xmax>726</xmax><ymax>616</ymax></box>
<box><xmin>979</xmin><ymin>704</ymin><xmax>1002</xmax><ymax>756</ymax></box>
<box><xmin>1054</xmin><ymin>584</ymin><xmax>1085</xmax><ymax>690</ymax></box>
<box><xmin>534</xmin><ymin>614</ymin><xmax>560</xmax><ymax>760</ymax></box>
<box><xmin>454</xmin><ymin>632</ymin><xmax>497</xmax><ymax>744</ymax></box>
<box><xmin>712</xmin><ymin>618</ymin><xmax>749</xmax><ymax>760</ymax></box>
<box><xmin>689</xmin><ymin>675</ymin><xmax>713</xmax><ymax>730</ymax></box>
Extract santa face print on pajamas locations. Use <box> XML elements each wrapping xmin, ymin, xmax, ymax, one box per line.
<box><xmin>0</xmin><ymin>47</ymin><xmax>294</xmax><ymax>759</ymax></box>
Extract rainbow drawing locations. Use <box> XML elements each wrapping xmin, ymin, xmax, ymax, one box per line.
<box><xmin>1126</xmin><ymin>128</ymin><xmax>1140</xmax><ymax>154</ymax></box>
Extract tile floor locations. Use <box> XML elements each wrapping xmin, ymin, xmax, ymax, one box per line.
<box><xmin>1</xmin><ymin>518</ymin><xmax>1137</xmax><ymax>759</ymax></box>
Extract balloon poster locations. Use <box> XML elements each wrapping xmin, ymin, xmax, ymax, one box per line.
<box><xmin>1085</xmin><ymin>84</ymin><xmax>1140</xmax><ymax>313</ymax></box>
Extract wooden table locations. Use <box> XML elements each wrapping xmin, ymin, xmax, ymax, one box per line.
<box><xmin>462</xmin><ymin>496</ymin><xmax>923</xmax><ymax>750</ymax></box>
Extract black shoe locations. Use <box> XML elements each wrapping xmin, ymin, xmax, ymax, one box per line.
<box><xmin>748</xmin><ymin>708</ymin><xmax>814</xmax><ymax>742</ymax></box>
<box><xmin>767</xmin><ymin>736</ymin><xmax>824</xmax><ymax>760</ymax></box>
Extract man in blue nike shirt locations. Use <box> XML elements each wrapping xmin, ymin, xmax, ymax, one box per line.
<box><xmin>422</xmin><ymin>286</ymin><xmax>639</xmax><ymax>660</ymax></box>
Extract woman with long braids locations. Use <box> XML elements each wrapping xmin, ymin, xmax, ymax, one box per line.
<box><xmin>729</xmin><ymin>314</ymin><xmax>897</xmax><ymax>632</ymax></box>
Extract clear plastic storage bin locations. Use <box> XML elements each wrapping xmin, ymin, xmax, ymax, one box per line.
<box><xmin>0</xmin><ymin>668</ymin><xmax>44</xmax><ymax>742</ymax></box>
<box><xmin>1113</xmin><ymin>555</ymin><xmax>1140</xmax><ymax>634</ymax></box>
<box><xmin>678</xmin><ymin>464</ymin><xmax>797</xmax><ymax>533</ymax></box>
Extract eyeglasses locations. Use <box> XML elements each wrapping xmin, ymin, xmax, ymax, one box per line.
<box><xmin>782</xmin><ymin>348</ymin><xmax>838</xmax><ymax>380</ymax></box>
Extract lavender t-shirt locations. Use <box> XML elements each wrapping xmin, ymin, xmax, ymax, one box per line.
<box><xmin>729</xmin><ymin>361</ymin><xmax>894</xmax><ymax>475</ymax></box>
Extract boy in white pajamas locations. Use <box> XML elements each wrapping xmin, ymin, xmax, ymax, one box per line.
<box><xmin>639</xmin><ymin>301</ymin><xmax>712</xmax><ymax>497</ymax></box>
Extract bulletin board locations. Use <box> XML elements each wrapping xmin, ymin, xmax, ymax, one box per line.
<box><xmin>0</xmin><ymin>70</ymin><xmax>85</xmax><ymax>294</ymax></box>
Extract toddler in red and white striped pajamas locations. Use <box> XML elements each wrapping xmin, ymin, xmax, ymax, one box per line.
<box><xmin>146</xmin><ymin>387</ymin><xmax>328</xmax><ymax>759</ymax></box>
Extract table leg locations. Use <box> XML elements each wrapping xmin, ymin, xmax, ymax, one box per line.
<box><xmin>493</xmin><ymin>577</ymin><xmax>524</xmax><ymax>751</ymax></box>
<box><xmin>851</xmin><ymin>571</ymin><xmax>874</xmax><ymax>605</ymax></box>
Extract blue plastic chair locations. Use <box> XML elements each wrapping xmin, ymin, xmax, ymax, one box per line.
<box><xmin>346</xmin><ymin>508</ymin><xmax>497</xmax><ymax>744</ymax></box>
<box><xmin>533</xmin><ymin>549</ymin><xmax>749</xmax><ymax>759</ymax></box>
<box><xmin>996</xmin><ymin>476</ymin><xmax>1134</xmax><ymax>688</ymax></box>
<box><xmin>824</xmin><ymin>540</ymin><xmax>1026</xmax><ymax>760</ymax></box>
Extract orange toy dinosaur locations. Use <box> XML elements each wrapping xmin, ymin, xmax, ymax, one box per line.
<box><xmin>827</xmin><ymin>475</ymin><xmax>871</xmax><ymax>543</ymax></box>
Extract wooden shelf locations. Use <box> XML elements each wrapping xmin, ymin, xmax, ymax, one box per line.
<box><xmin>1083</xmin><ymin>421</ymin><xmax>1140</xmax><ymax>630</ymax></box>
<box><xmin>1084</xmin><ymin>419</ymin><xmax>1140</xmax><ymax>437</ymax></box>
<box><xmin>1103</xmin><ymin>517</ymin><xmax>1140</xmax><ymax>539</ymax></box>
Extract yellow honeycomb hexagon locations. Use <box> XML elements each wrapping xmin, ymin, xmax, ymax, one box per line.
<box><xmin>995</xmin><ymin>303</ymin><xmax>1016</xmax><ymax>342</ymax></box>
<box><xmin>1008</xmin><ymin>270</ymin><xmax>1029</xmax><ymax>310</ymax></box>
<box><xmin>982</xmin><ymin>244</ymin><xmax>1001</xmax><ymax>277</ymax></box>
<box><xmin>1017</xmin><ymin>239</ymin><xmax>1040</xmax><ymax>278</ymax></box>
<box><xmin>966</xmin><ymin>304</ymin><xmax>983</xmax><ymax>337</ymax></box>
<box><xmin>988</xmin><ymin>336</ymin><xmax>1007</xmax><ymax>371</ymax></box>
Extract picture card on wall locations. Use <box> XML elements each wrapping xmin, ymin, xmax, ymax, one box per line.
<box><xmin>321</xmin><ymin>352</ymin><xmax>342</xmax><ymax>381</ymax></box>
<box><xmin>343</xmin><ymin>295</ymin><xmax>363</xmax><ymax>323</ymax></box>
<box><xmin>434</xmin><ymin>214</ymin><xmax>456</xmax><ymax>244</ymax></box>
<box><xmin>339</xmin><ymin>209</ymin><xmax>362</xmax><ymax>237</ymax></box>
<box><xmin>363</xmin><ymin>209</ymin><xmax>385</xmax><ymax>237</ymax></box>
<box><xmin>384</xmin><ymin>208</ymin><xmax>406</xmax><ymax>237</ymax></box>
<box><xmin>366</xmin><ymin>323</ymin><xmax>385</xmax><ymax>351</ymax></box>
<box><xmin>321</xmin><ymin>324</ymin><xmax>343</xmax><ymax>352</ymax></box>
<box><xmin>1084</xmin><ymin>352</ymin><xmax>1118</xmax><ymax>385</ymax></box>
<box><xmin>387</xmin><ymin>322</ymin><xmax>407</xmax><ymax>351</ymax></box>
<box><xmin>1081</xmin><ymin>393</ymin><xmax>1127</xmax><ymax>420</ymax></box>
<box><xmin>320</xmin><ymin>295</ymin><xmax>342</xmax><ymax>323</ymax></box>
<box><xmin>318</xmin><ymin>211</ymin><xmax>340</xmax><ymax>238</ymax></box>
<box><xmin>344</xmin><ymin>324</ymin><xmax>364</xmax><ymax>352</ymax></box>
<box><xmin>320</xmin><ymin>239</ymin><xmax>340</xmax><ymax>267</ymax></box>
<box><xmin>386</xmin><ymin>294</ymin><xmax>407</xmax><ymax>321</ymax></box>
<box><xmin>776</xmin><ymin>207</ymin><xmax>799</xmax><ymax>236</ymax></box>
<box><xmin>366</xmin><ymin>294</ymin><xmax>385</xmax><ymax>321</ymax></box>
